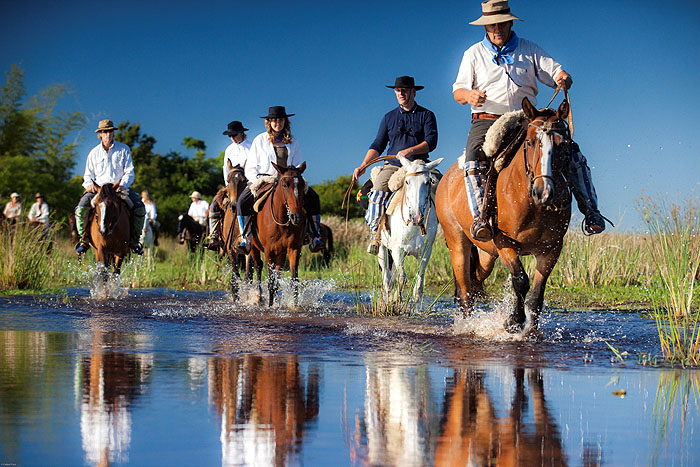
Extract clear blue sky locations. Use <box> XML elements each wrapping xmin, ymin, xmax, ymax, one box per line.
<box><xmin>2</xmin><ymin>0</ymin><xmax>698</xmax><ymax>230</ymax></box>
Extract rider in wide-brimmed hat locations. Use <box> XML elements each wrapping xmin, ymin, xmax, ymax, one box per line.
<box><xmin>75</xmin><ymin>119</ymin><xmax>147</xmax><ymax>255</ymax></box>
<box><xmin>205</xmin><ymin>120</ymin><xmax>253</xmax><ymax>250</ymax></box>
<box><xmin>234</xmin><ymin>106</ymin><xmax>324</xmax><ymax>253</ymax></box>
<box><xmin>352</xmin><ymin>75</ymin><xmax>438</xmax><ymax>255</ymax></box>
<box><xmin>452</xmin><ymin>0</ymin><xmax>606</xmax><ymax>241</ymax></box>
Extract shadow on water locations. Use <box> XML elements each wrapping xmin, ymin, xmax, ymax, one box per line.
<box><xmin>0</xmin><ymin>286</ymin><xmax>698</xmax><ymax>465</ymax></box>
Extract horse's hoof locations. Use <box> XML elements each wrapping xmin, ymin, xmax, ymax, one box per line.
<box><xmin>504</xmin><ymin>317</ymin><xmax>525</xmax><ymax>334</ymax></box>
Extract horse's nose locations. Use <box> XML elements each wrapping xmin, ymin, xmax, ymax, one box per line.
<box><xmin>532</xmin><ymin>180</ymin><xmax>555</xmax><ymax>206</ymax></box>
<box><xmin>410</xmin><ymin>212</ymin><xmax>423</xmax><ymax>225</ymax></box>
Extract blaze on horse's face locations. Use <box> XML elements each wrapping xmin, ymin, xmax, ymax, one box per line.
<box><xmin>522</xmin><ymin>97</ymin><xmax>571</xmax><ymax>207</ymax></box>
<box><xmin>226</xmin><ymin>162</ymin><xmax>247</xmax><ymax>202</ymax></box>
<box><xmin>94</xmin><ymin>183</ymin><xmax>122</xmax><ymax>236</ymax></box>
<box><xmin>398</xmin><ymin>156</ymin><xmax>443</xmax><ymax>226</ymax></box>
<box><xmin>272</xmin><ymin>161</ymin><xmax>306</xmax><ymax>226</ymax></box>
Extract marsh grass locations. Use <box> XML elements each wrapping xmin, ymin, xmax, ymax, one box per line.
<box><xmin>638</xmin><ymin>196</ymin><xmax>700</xmax><ymax>367</ymax></box>
<box><xmin>651</xmin><ymin>370</ymin><xmax>700</xmax><ymax>456</ymax></box>
<box><xmin>0</xmin><ymin>222</ymin><xmax>53</xmax><ymax>290</ymax></box>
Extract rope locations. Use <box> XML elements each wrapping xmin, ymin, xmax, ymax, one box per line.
<box><xmin>341</xmin><ymin>155</ymin><xmax>398</xmax><ymax>234</ymax></box>
<box><xmin>545</xmin><ymin>83</ymin><xmax>574</xmax><ymax>138</ymax></box>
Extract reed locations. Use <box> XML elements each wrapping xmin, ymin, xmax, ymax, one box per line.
<box><xmin>0</xmin><ymin>222</ymin><xmax>53</xmax><ymax>290</ymax></box>
<box><xmin>638</xmin><ymin>196</ymin><xmax>700</xmax><ymax>367</ymax></box>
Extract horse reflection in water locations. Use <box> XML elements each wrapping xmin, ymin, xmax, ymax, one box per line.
<box><xmin>77</xmin><ymin>321</ymin><xmax>152</xmax><ymax>466</ymax></box>
<box><xmin>347</xmin><ymin>356</ymin><xmax>565</xmax><ymax>466</ymax></box>
<box><xmin>208</xmin><ymin>354</ymin><xmax>320</xmax><ymax>466</ymax></box>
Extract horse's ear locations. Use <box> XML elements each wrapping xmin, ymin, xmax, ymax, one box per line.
<box><xmin>398</xmin><ymin>155</ymin><xmax>410</xmax><ymax>167</ymax></box>
<box><xmin>557</xmin><ymin>99</ymin><xmax>570</xmax><ymax>120</ymax></box>
<box><xmin>426</xmin><ymin>157</ymin><xmax>444</xmax><ymax>171</ymax></box>
<box><xmin>226</xmin><ymin>159</ymin><xmax>234</xmax><ymax>171</ymax></box>
<box><xmin>522</xmin><ymin>97</ymin><xmax>537</xmax><ymax>120</ymax></box>
<box><xmin>297</xmin><ymin>161</ymin><xmax>306</xmax><ymax>174</ymax></box>
<box><xmin>272</xmin><ymin>162</ymin><xmax>287</xmax><ymax>175</ymax></box>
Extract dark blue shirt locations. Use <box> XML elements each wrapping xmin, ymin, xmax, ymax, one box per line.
<box><xmin>369</xmin><ymin>103</ymin><xmax>438</xmax><ymax>167</ymax></box>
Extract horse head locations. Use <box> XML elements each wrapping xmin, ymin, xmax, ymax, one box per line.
<box><xmin>398</xmin><ymin>155</ymin><xmax>443</xmax><ymax>227</ymax></box>
<box><xmin>522</xmin><ymin>97</ymin><xmax>571</xmax><ymax>207</ymax></box>
<box><xmin>93</xmin><ymin>183</ymin><xmax>123</xmax><ymax>236</ymax></box>
<box><xmin>272</xmin><ymin>161</ymin><xmax>306</xmax><ymax>226</ymax></box>
<box><xmin>226</xmin><ymin>160</ymin><xmax>247</xmax><ymax>203</ymax></box>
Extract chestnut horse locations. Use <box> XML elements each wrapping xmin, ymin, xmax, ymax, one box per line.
<box><xmin>436</xmin><ymin>98</ymin><xmax>572</xmax><ymax>333</ymax></box>
<box><xmin>89</xmin><ymin>183</ymin><xmax>131</xmax><ymax>277</ymax></box>
<box><xmin>248</xmin><ymin>162</ymin><xmax>307</xmax><ymax>306</ymax></box>
<box><xmin>218</xmin><ymin>161</ymin><xmax>248</xmax><ymax>298</ymax></box>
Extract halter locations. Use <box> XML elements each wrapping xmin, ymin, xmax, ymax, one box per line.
<box><xmin>269</xmin><ymin>174</ymin><xmax>304</xmax><ymax>226</ymax></box>
<box><xmin>399</xmin><ymin>169</ymin><xmax>437</xmax><ymax>234</ymax></box>
<box><xmin>522</xmin><ymin>117</ymin><xmax>572</xmax><ymax>205</ymax></box>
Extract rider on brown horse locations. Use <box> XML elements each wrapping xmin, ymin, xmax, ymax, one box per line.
<box><xmin>235</xmin><ymin>106</ymin><xmax>323</xmax><ymax>253</ymax></box>
<box><xmin>352</xmin><ymin>76</ymin><xmax>439</xmax><ymax>255</ymax></box>
<box><xmin>206</xmin><ymin>120</ymin><xmax>252</xmax><ymax>251</ymax></box>
<box><xmin>75</xmin><ymin>119</ymin><xmax>145</xmax><ymax>256</ymax></box>
<box><xmin>452</xmin><ymin>0</ymin><xmax>607</xmax><ymax>242</ymax></box>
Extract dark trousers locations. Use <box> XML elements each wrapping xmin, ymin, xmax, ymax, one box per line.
<box><xmin>77</xmin><ymin>187</ymin><xmax>144</xmax><ymax>211</ymax></box>
<box><xmin>465</xmin><ymin>119</ymin><xmax>497</xmax><ymax>163</ymax></box>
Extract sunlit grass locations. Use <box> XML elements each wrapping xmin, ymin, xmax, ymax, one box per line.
<box><xmin>0</xmin><ymin>222</ymin><xmax>53</xmax><ymax>290</ymax></box>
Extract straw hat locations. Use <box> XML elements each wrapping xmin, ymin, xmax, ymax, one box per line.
<box><xmin>94</xmin><ymin>119</ymin><xmax>117</xmax><ymax>133</ymax></box>
<box><xmin>469</xmin><ymin>0</ymin><xmax>523</xmax><ymax>26</ymax></box>
<box><xmin>190</xmin><ymin>191</ymin><xmax>202</xmax><ymax>199</ymax></box>
<box><xmin>10</xmin><ymin>192</ymin><xmax>19</xmax><ymax>198</ymax></box>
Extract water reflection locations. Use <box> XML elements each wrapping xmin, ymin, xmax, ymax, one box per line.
<box><xmin>208</xmin><ymin>354</ymin><xmax>320</xmax><ymax>466</ymax></box>
<box><xmin>76</xmin><ymin>321</ymin><xmax>152</xmax><ymax>466</ymax></box>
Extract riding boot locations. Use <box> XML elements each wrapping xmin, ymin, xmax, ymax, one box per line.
<box><xmin>130</xmin><ymin>206</ymin><xmax>146</xmax><ymax>255</ymax></box>
<box><xmin>75</xmin><ymin>206</ymin><xmax>90</xmax><ymax>254</ymax></box>
<box><xmin>206</xmin><ymin>216</ymin><xmax>222</xmax><ymax>251</ymax></box>
<box><xmin>237</xmin><ymin>215</ymin><xmax>250</xmax><ymax>252</ymax></box>
<box><xmin>365</xmin><ymin>190</ymin><xmax>390</xmax><ymax>255</ymax></box>
<box><xmin>308</xmin><ymin>214</ymin><xmax>323</xmax><ymax>253</ymax></box>
<box><xmin>464</xmin><ymin>161</ymin><xmax>494</xmax><ymax>242</ymax></box>
<box><xmin>568</xmin><ymin>143</ymin><xmax>606</xmax><ymax>234</ymax></box>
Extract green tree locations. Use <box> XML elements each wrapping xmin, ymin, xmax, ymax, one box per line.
<box><xmin>312</xmin><ymin>175</ymin><xmax>364</xmax><ymax>218</ymax></box>
<box><xmin>0</xmin><ymin>64</ymin><xmax>86</xmax><ymax>226</ymax></box>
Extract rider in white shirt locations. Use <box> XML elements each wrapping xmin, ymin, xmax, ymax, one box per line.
<box><xmin>141</xmin><ymin>190</ymin><xmax>160</xmax><ymax>246</ymax></box>
<box><xmin>188</xmin><ymin>191</ymin><xmax>209</xmax><ymax>227</ymax></box>
<box><xmin>75</xmin><ymin>119</ymin><xmax>146</xmax><ymax>255</ymax></box>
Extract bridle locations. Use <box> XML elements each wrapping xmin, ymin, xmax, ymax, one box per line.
<box><xmin>522</xmin><ymin>117</ymin><xmax>572</xmax><ymax>202</ymax></box>
<box><xmin>96</xmin><ymin>191</ymin><xmax>123</xmax><ymax>237</ymax></box>
<box><xmin>270</xmin><ymin>173</ymin><xmax>304</xmax><ymax>226</ymax></box>
<box><xmin>399</xmin><ymin>169</ymin><xmax>437</xmax><ymax>234</ymax></box>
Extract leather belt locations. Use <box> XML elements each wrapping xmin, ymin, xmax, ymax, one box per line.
<box><xmin>472</xmin><ymin>112</ymin><xmax>501</xmax><ymax>121</ymax></box>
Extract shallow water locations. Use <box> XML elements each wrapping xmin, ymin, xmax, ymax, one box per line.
<box><xmin>0</xmin><ymin>286</ymin><xmax>697</xmax><ymax>466</ymax></box>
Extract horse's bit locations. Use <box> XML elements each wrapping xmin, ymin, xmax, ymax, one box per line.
<box><xmin>270</xmin><ymin>175</ymin><xmax>302</xmax><ymax>226</ymax></box>
<box><xmin>400</xmin><ymin>169</ymin><xmax>437</xmax><ymax>235</ymax></box>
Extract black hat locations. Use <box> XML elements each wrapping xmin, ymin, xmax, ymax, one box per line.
<box><xmin>223</xmin><ymin>120</ymin><xmax>249</xmax><ymax>136</ymax></box>
<box><xmin>385</xmin><ymin>75</ymin><xmax>424</xmax><ymax>90</ymax></box>
<box><xmin>260</xmin><ymin>106</ymin><xmax>295</xmax><ymax>119</ymax></box>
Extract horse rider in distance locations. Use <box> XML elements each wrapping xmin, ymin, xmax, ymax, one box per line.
<box><xmin>75</xmin><ymin>119</ymin><xmax>146</xmax><ymax>255</ymax></box>
<box><xmin>452</xmin><ymin>0</ymin><xmax>607</xmax><ymax>242</ymax></box>
<box><xmin>352</xmin><ymin>75</ymin><xmax>439</xmax><ymax>255</ymax></box>
<box><xmin>206</xmin><ymin>120</ymin><xmax>252</xmax><ymax>251</ymax></box>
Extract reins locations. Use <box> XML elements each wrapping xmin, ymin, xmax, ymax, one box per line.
<box><xmin>545</xmin><ymin>83</ymin><xmax>574</xmax><ymax>138</ymax></box>
<box><xmin>341</xmin><ymin>155</ymin><xmax>398</xmax><ymax>233</ymax></box>
<box><xmin>269</xmin><ymin>174</ymin><xmax>301</xmax><ymax>227</ymax></box>
<box><xmin>399</xmin><ymin>169</ymin><xmax>436</xmax><ymax>234</ymax></box>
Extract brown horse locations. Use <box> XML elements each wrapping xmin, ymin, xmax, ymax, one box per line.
<box><xmin>89</xmin><ymin>183</ymin><xmax>131</xmax><ymax>277</ymax></box>
<box><xmin>436</xmin><ymin>98</ymin><xmax>572</xmax><ymax>333</ymax></box>
<box><xmin>248</xmin><ymin>162</ymin><xmax>307</xmax><ymax>306</ymax></box>
<box><xmin>217</xmin><ymin>161</ymin><xmax>248</xmax><ymax>298</ymax></box>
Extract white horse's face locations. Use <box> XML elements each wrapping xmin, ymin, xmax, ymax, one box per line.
<box><xmin>399</xmin><ymin>156</ymin><xmax>443</xmax><ymax>226</ymax></box>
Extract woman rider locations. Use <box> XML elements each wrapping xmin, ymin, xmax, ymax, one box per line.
<box><xmin>236</xmin><ymin>106</ymin><xmax>323</xmax><ymax>252</ymax></box>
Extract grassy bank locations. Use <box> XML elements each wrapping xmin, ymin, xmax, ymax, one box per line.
<box><xmin>0</xmin><ymin>215</ymin><xmax>683</xmax><ymax>310</ymax></box>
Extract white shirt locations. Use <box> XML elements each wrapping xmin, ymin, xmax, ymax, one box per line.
<box><xmin>453</xmin><ymin>36</ymin><xmax>563</xmax><ymax>115</ymax></box>
<box><xmin>82</xmin><ymin>141</ymin><xmax>135</xmax><ymax>189</ymax></box>
<box><xmin>244</xmin><ymin>132</ymin><xmax>302</xmax><ymax>181</ymax></box>
<box><xmin>28</xmin><ymin>201</ymin><xmax>49</xmax><ymax>227</ymax></box>
<box><xmin>223</xmin><ymin>139</ymin><xmax>252</xmax><ymax>184</ymax></box>
<box><xmin>142</xmin><ymin>200</ymin><xmax>157</xmax><ymax>221</ymax></box>
<box><xmin>188</xmin><ymin>199</ymin><xmax>209</xmax><ymax>224</ymax></box>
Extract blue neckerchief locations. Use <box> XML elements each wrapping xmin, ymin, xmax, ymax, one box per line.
<box><xmin>482</xmin><ymin>31</ymin><xmax>518</xmax><ymax>65</ymax></box>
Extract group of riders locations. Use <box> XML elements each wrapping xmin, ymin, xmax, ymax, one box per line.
<box><xmin>72</xmin><ymin>0</ymin><xmax>607</xmax><ymax>259</ymax></box>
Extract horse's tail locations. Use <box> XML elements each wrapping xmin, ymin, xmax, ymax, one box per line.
<box><xmin>325</xmin><ymin>225</ymin><xmax>334</xmax><ymax>254</ymax></box>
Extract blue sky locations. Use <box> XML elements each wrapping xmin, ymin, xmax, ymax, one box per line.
<box><xmin>2</xmin><ymin>0</ymin><xmax>698</xmax><ymax>230</ymax></box>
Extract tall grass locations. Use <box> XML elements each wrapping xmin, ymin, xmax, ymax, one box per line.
<box><xmin>0</xmin><ymin>222</ymin><xmax>53</xmax><ymax>290</ymax></box>
<box><xmin>638</xmin><ymin>196</ymin><xmax>700</xmax><ymax>366</ymax></box>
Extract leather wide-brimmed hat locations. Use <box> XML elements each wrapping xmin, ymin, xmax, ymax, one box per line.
<box><xmin>94</xmin><ymin>119</ymin><xmax>117</xmax><ymax>133</ymax></box>
<box><xmin>190</xmin><ymin>191</ymin><xmax>201</xmax><ymax>199</ymax></box>
<box><xmin>385</xmin><ymin>75</ymin><xmax>424</xmax><ymax>90</ymax></box>
<box><xmin>260</xmin><ymin>106</ymin><xmax>295</xmax><ymax>119</ymax></box>
<box><xmin>223</xmin><ymin>120</ymin><xmax>249</xmax><ymax>136</ymax></box>
<box><xmin>470</xmin><ymin>0</ymin><xmax>523</xmax><ymax>25</ymax></box>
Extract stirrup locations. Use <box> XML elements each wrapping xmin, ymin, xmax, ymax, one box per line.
<box><xmin>130</xmin><ymin>242</ymin><xmax>144</xmax><ymax>256</ymax></box>
<box><xmin>75</xmin><ymin>241</ymin><xmax>89</xmax><ymax>255</ymax></box>
<box><xmin>238</xmin><ymin>236</ymin><xmax>251</xmax><ymax>254</ymax></box>
<box><xmin>309</xmin><ymin>237</ymin><xmax>323</xmax><ymax>253</ymax></box>
<box><xmin>470</xmin><ymin>219</ymin><xmax>494</xmax><ymax>242</ymax></box>
<box><xmin>583</xmin><ymin>211</ymin><xmax>606</xmax><ymax>235</ymax></box>
<box><xmin>206</xmin><ymin>235</ymin><xmax>221</xmax><ymax>251</ymax></box>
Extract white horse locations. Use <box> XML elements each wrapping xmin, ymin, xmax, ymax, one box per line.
<box><xmin>139</xmin><ymin>220</ymin><xmax>155</xmax><ymax>258</ymax></box>
<box><xmin>377</xmin><ymin>155</ymin><xmax>443</xmax><ymax>306</ymax></box>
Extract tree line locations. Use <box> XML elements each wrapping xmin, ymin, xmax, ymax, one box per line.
<box><xmin>0</xmin><ymin>65</ymin><xmax>363</xmax><ymax>236</ymax></box>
